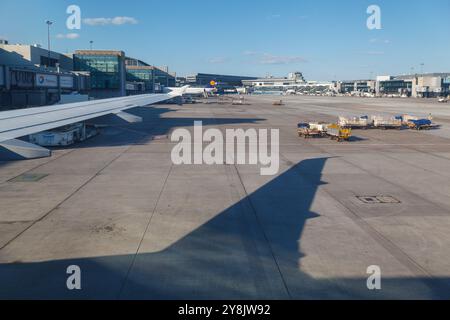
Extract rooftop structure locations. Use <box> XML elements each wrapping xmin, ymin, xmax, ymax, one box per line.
<box><xmin>0</xmin><ymin>43</ymin><xmax>73</xmax><ymax>71</ymax></box>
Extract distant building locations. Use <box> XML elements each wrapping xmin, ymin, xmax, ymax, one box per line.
<box><xmin>0</xmin><ymin>43</ymin><xmax>73</xmax><ymax>71</ymax></box>
<box><xmin>74</xmin><ymin>50</ymin><xmax>126</xmax><ymax>98</ymax></box>
<box><xmin>377</xmin><ymin>79</ymin><xmax>412</xmax><ymax>95</ymax></box>
<box><xmin>242</xmin><ymin>72</ymin><xmax>332</xmax><ymax>94</ymax></box>
<box><xmin>154</xmin><ymin>67</ymin><xmax>176</xmax><ymax>88</ymax></box>
<box><xmin>333</xmin><ymin>80</ymin><xmax>376</xmax><ymax>94</ymax></box>
<box><xmin>375</xmin><ymin>73</ymin><xmax>450</xmax><ymax>97</ymax></box>
<box><xmin>407</xmin><ymin>74</ymin><xmax>450</xmax><ymax>98</ymax></box>
<box><xmin>176</xmin><ymin>77</ymin><xmax>187</xmax><ymax>87</ymax></box>
<box><xmin>332</xmin><ymin>74</ymin><xmax>450</xmax><ymax>98</ymax></box>
<box><xmin>125</xmin><ymin>57</ymin><xmax>175</xmax><ymax>94</ymax></box>
<box><xmin>187</xmin><ymin>73</ymin><xmax>258</xmax><ymax>87</ymax></box>
<box><xmin>242</xmin><ymin>72</ymin><xmax>306</xmax><ymax>90</ymax></box>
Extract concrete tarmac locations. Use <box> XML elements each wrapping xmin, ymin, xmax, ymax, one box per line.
<box><xmin>1</xmin><ymin>95</ymin><xmax>450</xmax><ymax>299</ymax></box>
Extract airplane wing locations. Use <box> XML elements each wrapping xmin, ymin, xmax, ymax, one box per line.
<box><xmin>0</xmin><ymin>88</ymin><xmax>187</xmax><ymax>159</ymax></box>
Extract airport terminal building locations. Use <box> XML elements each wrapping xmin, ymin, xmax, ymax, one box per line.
<box><xmin>125</xmin><ymin>58</ymin><xmax>176</xmax><ymax>94</ymax></box>
<box><xmin>242</xmin><ymin>72</ymin><xmax>306</xmax><ymax>88</ymax></box>
<box><xmin>1</xmin><ymin>43</ymin><xmax>179</xmax><ymax>106</ymax></box>
<box><xmin>242</xmin><ymin>72</ymin><xmax>333</xmax><ymax>94</ymax></box>
<box><xmin>331</xmin><ymin>74</ymin><xmax>450</xmax><ymax>98</ymax></box>
<box><xmin>334</xmin><ymin>80</ymin><xmax>377</xmax><ymax>94</ymax></box>
<box><xmin>399</xmin><ymin>73</ymin><xmax>450</xmax><ymax>98</ymax></box>
<box><xmin>0</xmin><ymin>43</ymin><xmax>90</xmax><ymax>109</ymax></box>
<box><xmin>187</xmin><ymin>73</ymin><xmax>257</xmax><ymax>87</ymax></box>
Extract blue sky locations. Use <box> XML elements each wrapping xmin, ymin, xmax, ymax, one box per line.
<box><xmin>0</xmin><ymin>0</ymin><xmax>449</xmax><ymax>80</ymax></box>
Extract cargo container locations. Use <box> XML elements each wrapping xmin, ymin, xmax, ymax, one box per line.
<box><xmin>371</xmin><ymin>116</ymin><xmax>402</xmax><ymax>130</ymax></box>
<box><xmin>309</xmin><ymin>122</ymin><xmax>329</xmax><ymax>132</ymax></box>
<box><xmin>338</xmin><ymin>116</ymin><xmax>370</xmax><ymax>129</ymax></box>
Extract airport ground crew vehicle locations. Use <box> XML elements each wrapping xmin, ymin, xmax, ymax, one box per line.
<box><xmin>297</xmin><ymin>123</ymin><xmax>327</xmax><ymax>139</ymax></box>
<box><xmin>327</xmin><ymin>124</ymin><xmax>352</xmax><ymax>142</ymax></box>
<box><xmin>273</xmin><ymin>100</ymin><xmax>284</xmax><ymax>106</ymax></box>
<box><xmin>406</xmin><ymin>119</ymin><xmax>433</xmax><ymax>130</ymax></box>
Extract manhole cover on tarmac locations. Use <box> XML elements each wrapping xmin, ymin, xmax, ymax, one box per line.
<box><xmin>9</xmin><ymin>173</ymin><xmax>48</xmax><ymax>182</ymax></box>
<box><xmin>357</xmin><ymin>195</ymin><xmax>401</xmax><ymax>204</ymax></box>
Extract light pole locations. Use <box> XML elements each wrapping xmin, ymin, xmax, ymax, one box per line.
<box><xmin>420</xmin><ymin>63</ymin><xmax>424</xmax><ymax>75</ymax></box>
<box><xmin>45</xmin><ymin>20</ymin><xmax>53</xmax><ymax>68</ymax></box>
<box><xmin>90</xmin><ymin>40</ymin><xmax>94</xmax><ymax>50</ymax></box>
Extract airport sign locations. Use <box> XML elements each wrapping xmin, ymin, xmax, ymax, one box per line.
<box><xmin>35</xmin><ymin>73</ymin><xmax>58</xmax><ymax>88</ymax></box>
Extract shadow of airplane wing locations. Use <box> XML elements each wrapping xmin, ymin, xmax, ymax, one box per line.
<box><xmin>1</xmin><ymin>157</ymin><xmax>449</xmax><ymax>300</ymax></box>
<box><xmin>0</xmin><ymin>158</ymin><xmax>326</xmax><ymax>299</ymax></box>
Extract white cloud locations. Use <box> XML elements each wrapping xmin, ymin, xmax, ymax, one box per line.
<box><xmin>243</xmin><ymin>50</ymin><xmax>258</xmax><ymax>56</ymax></box>
<box><xmin>83</xmin><ymin>17</ymin><xmax>138</xmax><ymax>26</ymax></box>
<box><xmin>369</xmin><ymin>38</ymin><xmax>391</xmax><ymax>44</ymax></box>
<box><xmin>367</xmin><ymin>51</ymin><xmax>385</xmax><ymax>55</ymax></box>
<box><xmin>111</xmin><ymin>17</ymin><xmax>138</xmax><ymax>25</ymax></box>
<box><xmin>83</xmin><ymin>18</ymin><xmax>110</xmax><ymax>26</ymax></box>
<box><xmin>259</xmin><ymin>54</ymin><xmax>307</xmax><ymax>65</ymax></box>
<box><xmin>56</xmin><ymin>33</ymin><xmax>80</xmax><ymax>40</ymax></box>
<box><xmin>267</xmin><ymin>14</ymin><xmax>281</xmax><ymax>20</ymax></box>
<box><xmin>208</xmin><ymin>57</ymin><xmax>229</xmax><ymax>64</ymax></box>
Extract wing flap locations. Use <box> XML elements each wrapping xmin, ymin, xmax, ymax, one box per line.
<box><xmin>0</xmin><ymin>139</ymin><xmax>51</xmax><ymax>159</ymax></box>
<box><xmin>114</xmin><ymin>111</ymin><xmax>143</xmax><ymax>123</ymax></box>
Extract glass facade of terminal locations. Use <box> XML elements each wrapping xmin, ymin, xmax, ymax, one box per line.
<box><xmin>187</xmin><ymin>73</ymin><xmax>257</xmax><ymax>87</ymax></box>
<box><xmin>154</xmin><ymin>68</ymin><xmax>175</xmax><ymax>87</ymax></box>
<box><xmin>441</xmin><ymin>77</ymin><xmax>450</xmax><ymax>95</ymax></box>
<box><xmin>126</xmin><ymin>68</ymin><xmax>154</xmax><ymax>92</ymax></box>
<box><xmin>74</xmin><ymin>54</ymin><xmax>122</xmax><ymax>89</ymax></box>
<box><xmin>379</xmin><ymin>80</ymin><xmax>412</xmax><ymax>93</ymax></box>
<box><xmin>341</xmin><ymin>82</ymin><xmax>356</xmax><ymax>93</ymax></box>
